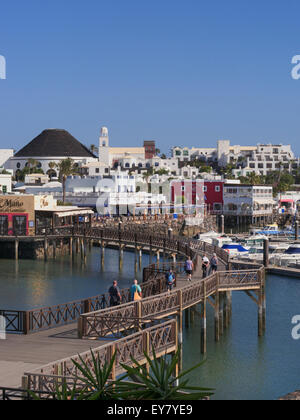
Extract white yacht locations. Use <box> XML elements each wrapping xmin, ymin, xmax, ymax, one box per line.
<box><xmin>271</xmin><ymin>244</ymin><xmax>300</xmax><ymax>267</ymax></box>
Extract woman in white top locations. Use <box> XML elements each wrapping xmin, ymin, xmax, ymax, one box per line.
<box><xmin>202</xmin><ymin>255</ymin><xmax>209</xmax><ymax>278</ymax></box>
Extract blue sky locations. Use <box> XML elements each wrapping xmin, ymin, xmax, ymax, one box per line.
<box><xmin>1</xmin><ymin>0</ymin><xmax>300</xmax><ymax>155</ymax></box>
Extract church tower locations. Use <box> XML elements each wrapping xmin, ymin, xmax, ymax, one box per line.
<box><xmin>99</xmin><ymin>126</ymin><xmax>110</xmax><ymax>165</ymax></box>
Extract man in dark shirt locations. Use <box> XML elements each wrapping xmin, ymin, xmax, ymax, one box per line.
<box><xmin>108</xmin><ymin>281</ymin><xmax>122</xmax><ymax>307</ymax></box>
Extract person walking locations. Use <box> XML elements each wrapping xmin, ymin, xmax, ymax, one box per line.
<box><xmin>209</xmin><ymin>253</ymin><xmax>219</xmax><ymax>275</ymax></box>
<box><xmin>166</xmin><ymin>269</ymin><xmax>176</xmax><ymax>292</ymax></box>
<box><xmin>108</xmin><ymin>281</ymin><xmax>122</xmax><ymax>307</ymax></box>
<box><xmin>202</xmin><ymin>255</ymin><xmax>210</xmax><ymax>278</ymax></box>
<box><xmin>185</xmin><ymin>256</ymin><xmax>194</xmax><ymax>282</ymax></box>
<box><xmin>130</xmin><ymin>279</ymin><xmax>142</xmax><ymax>301</ymax></box>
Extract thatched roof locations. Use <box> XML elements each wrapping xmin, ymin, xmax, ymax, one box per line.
<box><xmin>15</xmin><ymin>129</ymin><xmax>96</xmax><ymax>158</ymax></box>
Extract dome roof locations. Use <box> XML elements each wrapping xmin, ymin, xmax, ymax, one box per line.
<box><xmin>15</xmin><ymin>129</ymin><xmax>96</xmax><ymax>158</ymax></box>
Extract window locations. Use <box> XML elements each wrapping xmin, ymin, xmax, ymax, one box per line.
<box><xmin>215</xmin><ymin>186</ymin><xmax>220</xmax><ymax>192</ymax></box>
<box><xmin>17</xmin><ymin>163</ymin><xmax>21</xmax><ymax>169</ymax></box>
<box><xmin>95</xmin><ymin>168</ymin><xmax>100</xmax><ymax>174</ymax></box>
<box><xmin>203</xmin><ymin>186</ymin><xmax>207</xmax><ymax>192</ymax></box>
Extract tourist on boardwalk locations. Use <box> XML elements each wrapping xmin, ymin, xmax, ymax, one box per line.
<box><xmin>209</xmin><ymin>253</ymin><xmax>219</xmax><ymax>275</ymax></box>
<box><xmin>202</xmin><ymin>255</ymin><xmax>210</xmax><ymax>278</ymax></box>
<box><xmin>185</xmin><ymin>256</ymin><xmax>194</xmax><ymax>282</ymax></box>
<box><xmin>166</xmin><ymin>270</ymin><xmax>176</xmax><ymax>292</ymax></box>
<box><xmin>108</xmin><ymin>281</ymin><xmax>122</xmax><ymax>307</ymax></box>
<box><xmin>131</xmin><ymin>279</ymin><xmax>142</xmax><ymax>301</ymax></box>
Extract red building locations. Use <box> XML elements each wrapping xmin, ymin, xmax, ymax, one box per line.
<box><xmin>204</xmin><ymin>181</ymin><xmax>224</xmax><ymax>214</ymax></box>
<box><xmin>169</xmin><ymin>180</ymin><xmax>224</xmax><ymax>215</ymax></box>
<box><xmin>144</xmin><ymin>141</ymin><xmax>156</xmax><ymax>159</ymax></box>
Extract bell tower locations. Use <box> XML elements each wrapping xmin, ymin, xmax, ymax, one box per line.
<box><xmin>99</xmin><ymin>126</ymin><xmax>110</xmax><ymax>165</ymax></box>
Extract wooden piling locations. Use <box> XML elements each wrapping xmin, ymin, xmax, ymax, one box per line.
<box><xmin>185</xmin><ymin>308</ymin><xmax>190</xmax><ymax>329</ymax></box>
<box><xmin>53</xmin><ymin>239</ymin><xmax>56</xmax><ymax>260</ymax></box>
<box><xmin>215</xmin><ymin>274</ymin><xmax>220</xmax><ymax>342</ymax></box>
<box><xmin>69</xmin><ymin>237</ymin><xmax>73</xmax><ymax>257</ymax></box>
<box><xmin>177</xmin><ymin>290</ymin><xmax>183</xmax><ymax>371</ymax></box>
<box><xmin>15</xmin><ymin>238</ymin><xmax>19</xmax><ymax>261</ymax></box>
<box><xmin>263</xmin><ymin>239</ymin><xmax>269</xmax><ymax>268</ymax></box>
<box><xmin>219</xmin><ymin>292</ymin><xmax>224</xmax><ymax>336</ymax></box>
<box><xmin>201</xmin><ymin>282</ymin><xmax>207</xmax><ymax>355</ymax></box>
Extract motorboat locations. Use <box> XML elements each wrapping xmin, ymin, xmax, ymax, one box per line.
<box><xmin>240</xmin><ymin>234</ymin><xmax>268</xmax><ymax>248</ymax></box>
<box><xmin>221</xmin><ymin>243</ymin><xmax>249</xmax><ymax>256</ymax></box>
<box><xmin>250</xmin><ymin>224</ymin><xmax>281</xmax><ymax>236</ymax></box>
<box><xmin>270</xmin><ymin>243</ymin><xmax>300</xmax><ymax>267</ymax></box>
<box><xmin>194</xmin><ymin>231</ymin><xmax>220</xmax><ymax>245</ymax></box>
<box><xmin>212</xmin><ymin>236</ymin><xmax>233</xmax><ymax>248</ymax></box>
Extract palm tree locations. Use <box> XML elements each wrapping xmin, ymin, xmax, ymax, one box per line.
<box><xmin>247</xmin><ymin>172</ymin><xmax>261</xmax><ymax>185</ymax></box>
<box><xmin>27</xmin><ymin>158</ymin><xmax>38</xmax><ymax>174</ymax></box>
<box><xmin>48</xmin><ymin>161</ymin><xmax>57</xmax><ymax>181</ymax></box>
<box><xmin>57</xmin><ymin>158</ymin><xmax>78</xmax><ymax>203</ymax></box>
<box><xmin>90</xmin><ymin>144</ymin><xmax>99</xmax><ymax>156</ymax></box>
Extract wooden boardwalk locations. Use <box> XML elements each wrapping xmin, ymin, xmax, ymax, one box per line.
<box><xmin>0</xmin><ymin>226</ymin><xmax>265</xmax><ymax>393</ymax></box>
<box><xmin>0</xmin><ymin>324</ymin><xmax>107</xmax><ymax>388</ymax></box>
<box><xmin>0</xmin><ymin>271</ymin><xmax>219</xmax><ymax>388</ymax></box>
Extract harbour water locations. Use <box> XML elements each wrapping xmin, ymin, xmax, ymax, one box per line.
<box><xmin>0</xmin><ymin>248</ymin><xmax>299</xmax><ymax>400</ymax></box>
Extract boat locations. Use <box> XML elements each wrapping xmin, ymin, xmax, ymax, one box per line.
<box><xmin>212</xmin><ymin>235</ymin><xmax>233</xmax><ymax>248</ymax></box>
<box><xmin>270</xmin><ymin>244</ymin><xmax>300</xmax><ymax>267</ymax></box>
<box><xmin>250</xmin><ymin>224</ymin><xmax>281</xmax><ymax>236</ymax></box>
<box><xmin>221</xmin><ymin>243</ymin><xmax>249</xmax><ymax>256</ymax></box>
<box><xmin>194</xmin><ymin>231</ymin><xmax>220</xmax><ymax>245</ymax></box>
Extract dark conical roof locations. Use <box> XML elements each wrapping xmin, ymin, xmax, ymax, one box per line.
<box><xmin>15</xmin><ymin>129</ymin><xmax>96</xmax><ymax>158</ymax></box>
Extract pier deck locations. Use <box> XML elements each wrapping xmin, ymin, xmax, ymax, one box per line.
<box><xmin>0</xmin><ymin>324</ymin><xmax>107</xmax><ymax>388</ymax></box>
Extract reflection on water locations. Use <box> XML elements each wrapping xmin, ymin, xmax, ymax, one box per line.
<box><xmin>0</xmin><ymin>247</ymin><xmax>148</xmax><ymax>310</ymax></box>
<box><xmin>183</xmin><ymin>275</ymin><xmax>300</xmax><ymax>400</ymax></box>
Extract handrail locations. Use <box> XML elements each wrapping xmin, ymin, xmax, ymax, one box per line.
<box><xmin>79</xmin><ymin>269</ymin><xmax>264</xmax><ymax>338</ymax></box>
<box><xmin>24</xmin><ymin>319</ymin><xmax>177</xmax><ymax>393</ymax></box>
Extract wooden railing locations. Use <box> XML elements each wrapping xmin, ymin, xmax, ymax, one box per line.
<box><xmin>24</xmin><ymin>272</ymin><xmax>171</xmax><ymax>334</ymax></box>
<box><xmin>1</xmin><ymin>226</ymin><xmax>259</xmax><ymax>335</ymax></box>
<box><xmin>24</xmin><ymin>319</ymin><xmax>177</xmax><ymax>393</ymax></box>
<box><xmin>79</xmin><ymin>269</ymin><xmax>264</xmax><ymax>339</ymax></box>
<box><xmin>0</xmin><ymin>310</ymin><xmax>27</xmax><ymax>334</ymax></box>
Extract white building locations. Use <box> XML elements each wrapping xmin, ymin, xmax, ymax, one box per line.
<box><xmin>241</xmin><ymin>144</ymin><xmax>296</xmax><ymax>176</ymax></box>
<box><xmin>98</xmin><ymin>127</ymin><xmax>146</xmax><ymax>168</ymax></box>
<box><xmin>0</xmin><ymin>174</ymin><xmax>12</xmax><ymax>193</ymax></box>
<box><xmin>172</xmin><ymin>141</ymin><xmax>296</xmax><ymax>170</ymax></box>
<box><xmin>0</xmin><ymin>149</ymin><xmax>14</xmax><ymax>167</ymax></box>
<box><xmin>23</xmin><ymin>169</ymin><xmax>167</xmax><ymax>216</ymax></box>
<box><xmin>223</xmin><ymin>184</ymin><xmax>274</xmax><ymax>219</ymax></box>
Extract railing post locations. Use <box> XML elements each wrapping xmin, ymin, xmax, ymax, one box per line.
<box><xmin>144</xmin><ymin>331</ymin><xmax>150</xmax><ymax>374</ymax></box>
<box><xmin>83</xmin><ymin>299</ymin><xmax>91</xmax><ymax>314</ymax></box>
<box><xmin>23</xmin><ymin>311</ymin><xmax>30</xmax><ymax>335</ymax></box>
<box><xmin>135</xmin><ymin>301</ymin><xmax>142</xmax><ymax>331</ymax></box>
<box><xmin>78</xmin><ymin>315</ymin><xmax>84</xmax><ymax>339</ymax></box>
<box><xmin>111</xmin><ymin>344</ymin><xmax>116</xmax><ymax>381</ymax></box>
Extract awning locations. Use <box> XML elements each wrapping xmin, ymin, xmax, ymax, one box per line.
<box><xmin>54</xmin><ymin>209</ymin><xmax>94</xmax><ymax>218</ymax></box>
